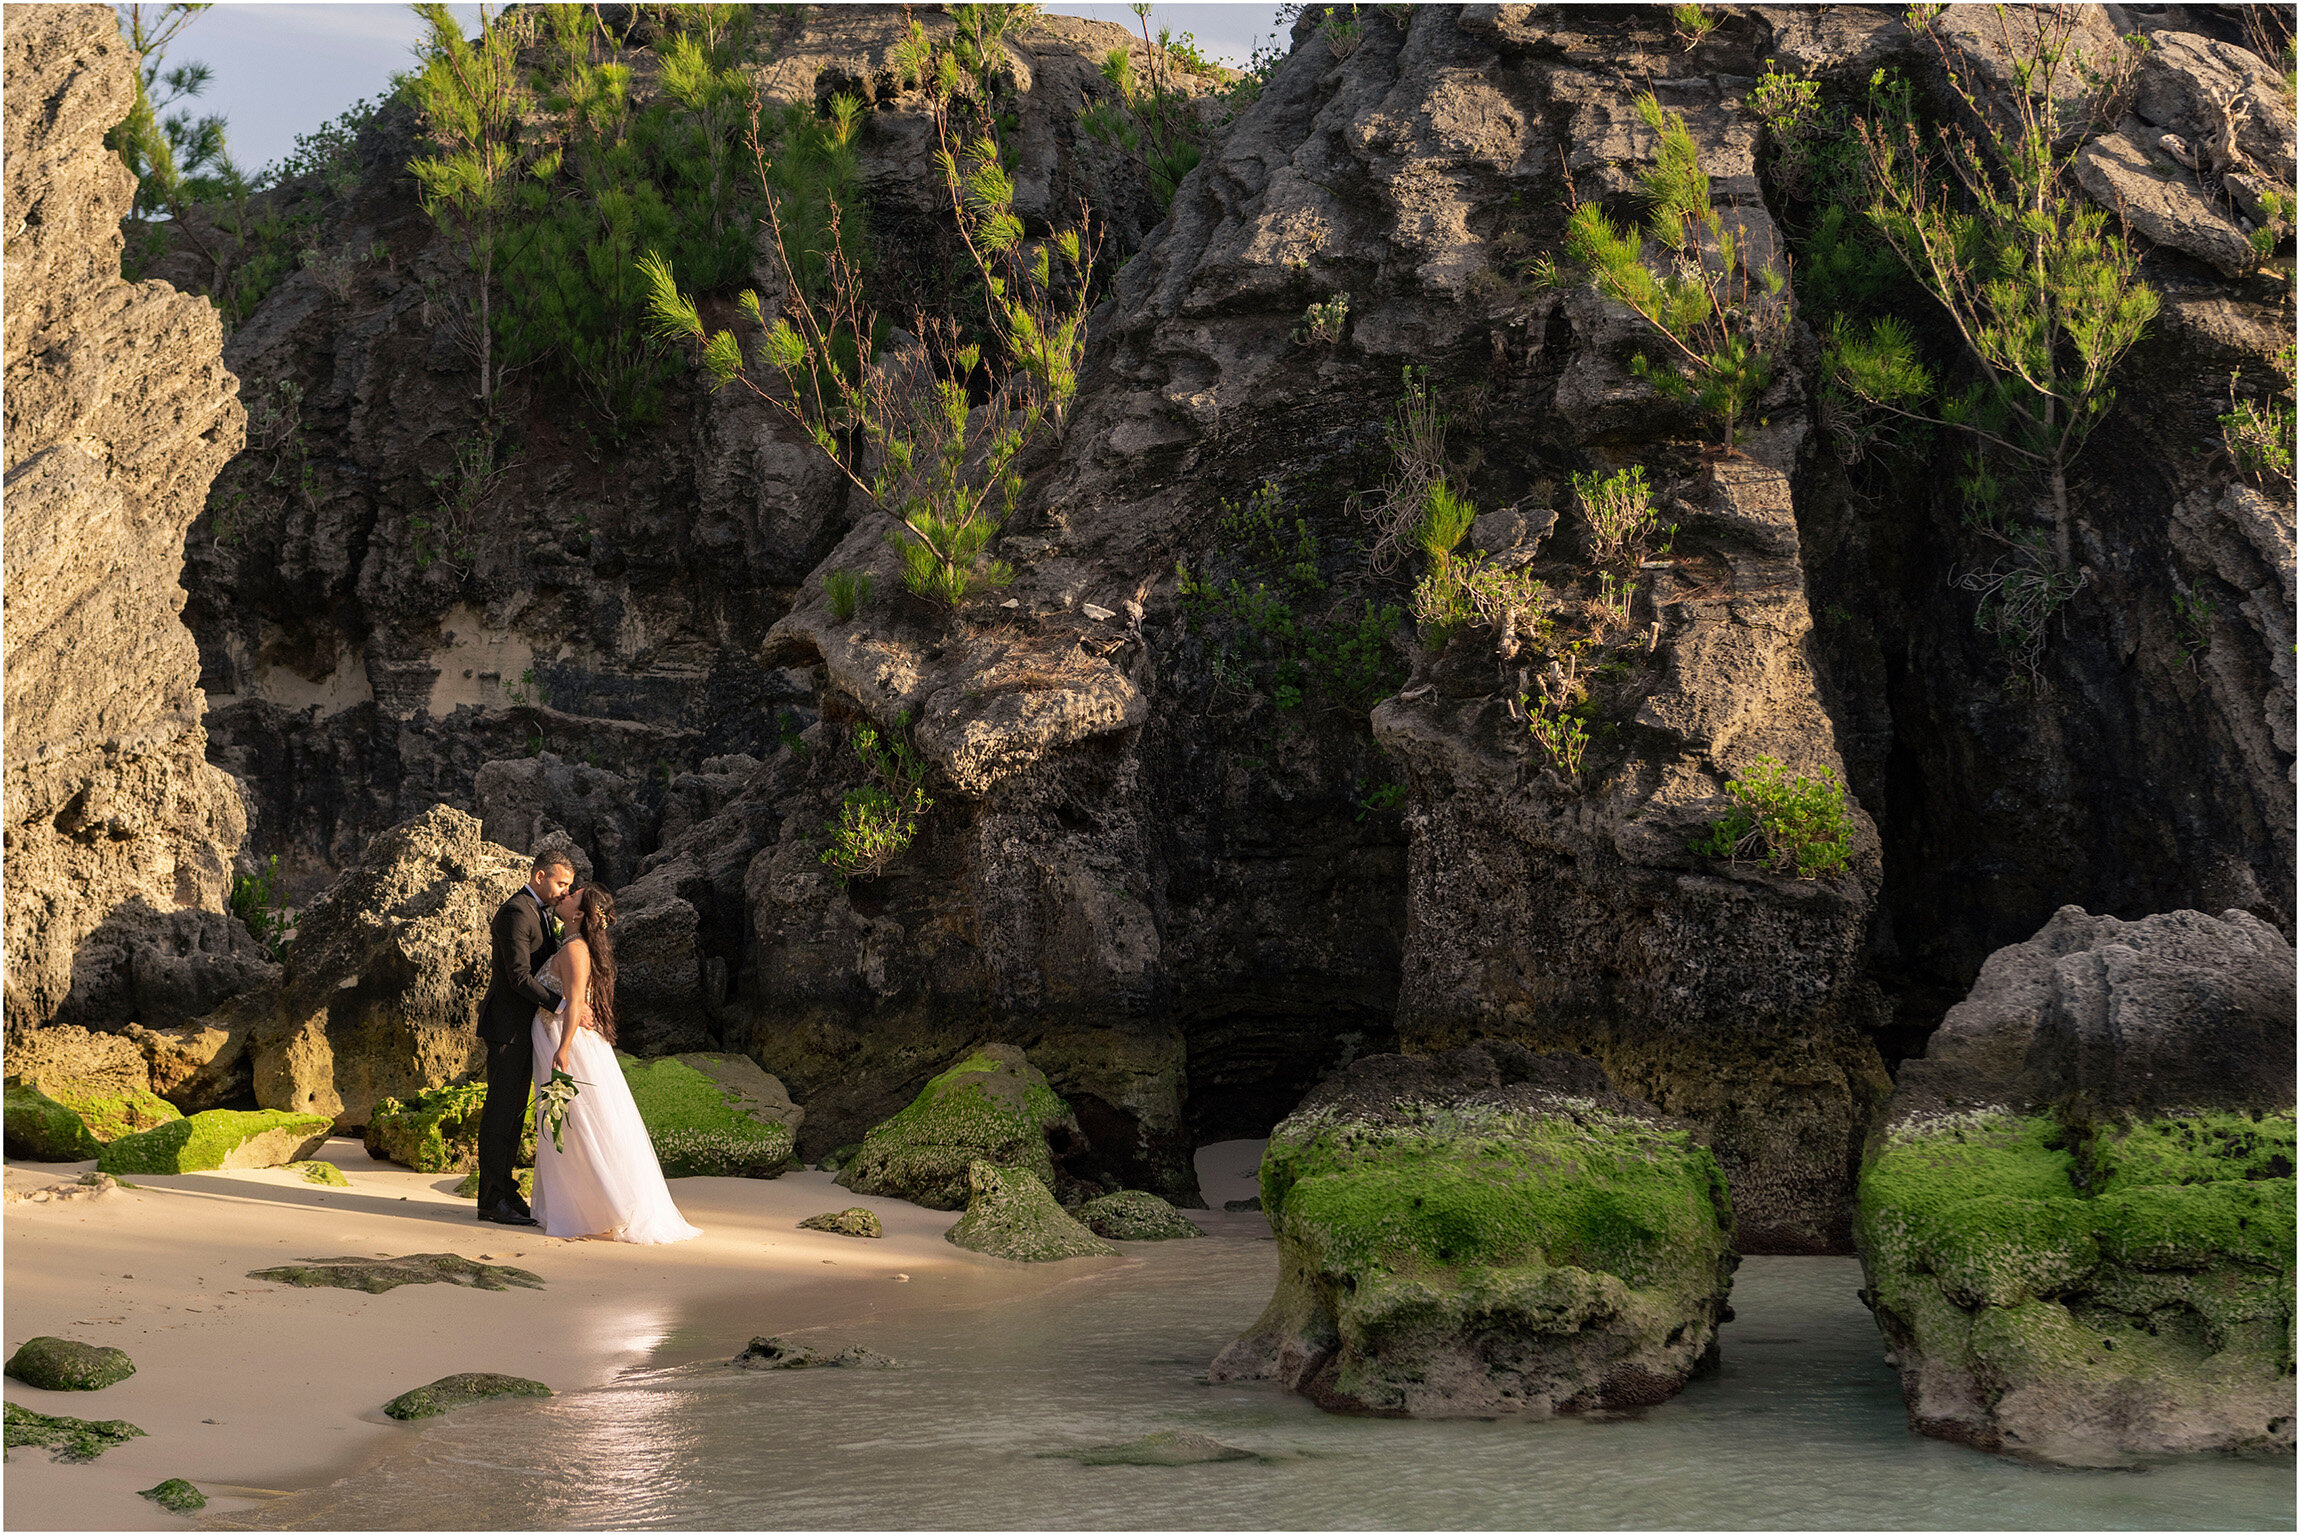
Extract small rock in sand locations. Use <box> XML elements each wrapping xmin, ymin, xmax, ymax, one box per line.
<box><xmin>797</xmin><ymin>1206</ymin><xmax>883</xmax><ymax>1238</ymax></box>
<box><xmin>731</xmin><ymin>1336</ymin><xmax>898</xmax><ymax>1370</ymax></box>
<box><xmin>382</xmin><ymin>1373</ymin><xmax>552</xmax><ymax>1420</ymax></box>
<box><xmin>5</xmin><ymin>1336</ymin><xmax>135</xmax><ymax>1391</ymax></box>
<box><xmin>138</xmin><ymin>1478</ymin><xmax>206</xmax><ymax>1513</ymax></box>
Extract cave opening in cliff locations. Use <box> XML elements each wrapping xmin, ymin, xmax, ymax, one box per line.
<box><xmin>1180</xmin><ymin>1000</ymin><xmax>1401</xmax><ymax>1146</ymax></box>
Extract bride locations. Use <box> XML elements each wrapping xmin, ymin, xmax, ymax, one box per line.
<box><xmin>530</xmin><ymin>884</ymin><xmax>700</xmax><ymax>1244</ymax></box>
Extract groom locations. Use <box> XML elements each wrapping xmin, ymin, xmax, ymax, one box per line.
<box><xmin>474</xmin><ymin>851</ymin><xmax>574</xmax><ymax>1225</ymax></box>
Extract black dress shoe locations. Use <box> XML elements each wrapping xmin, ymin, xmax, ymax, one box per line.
<box><xmin>479</xmin><ymin>1199</ymin><xmax>539</xmax><ymax>1226</ymax></box>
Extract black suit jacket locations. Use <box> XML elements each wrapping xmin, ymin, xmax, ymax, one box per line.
<box><xmin>479</xmin><ymin>887</ymin><xmax>561</xmax><ymax>1044</ymax></box>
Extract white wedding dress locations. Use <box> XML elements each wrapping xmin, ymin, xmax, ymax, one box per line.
<box><xmin>530</xmin><ymin>950</ymin><xmax>700</xmax><ymax>1244</ymax></box>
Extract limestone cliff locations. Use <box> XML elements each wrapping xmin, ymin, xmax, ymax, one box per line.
<box><xmin>36</xmin><ymin>4</ymin><xmax>2289</xmax><ymax>1244</ymax></box>
<box><xmin>2</xmin><ymin>4</ymin><xmax>252</xmax><ymax>1039</ymax></box>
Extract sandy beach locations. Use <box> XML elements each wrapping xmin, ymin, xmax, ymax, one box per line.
<box><xmin>2</xmin><ymin>1137</ymin><xmax>1191</xmax><ymax>1532</ymax></box>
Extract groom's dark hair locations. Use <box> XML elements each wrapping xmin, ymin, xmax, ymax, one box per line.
<box><xmin>532</xmin><ymin>851</ymin><xmax>575</xmax><ymax>877</ymax></box>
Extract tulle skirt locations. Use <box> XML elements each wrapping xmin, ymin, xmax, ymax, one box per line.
<box><xmin>530</xmin><ymin>1010</ymin><xmax>701</xmax><ymax>1245</ymax></box>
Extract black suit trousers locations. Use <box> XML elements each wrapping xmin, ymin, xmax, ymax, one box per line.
<box><xmin>478</xmin><ymin>1029</ymin><xmax>534</xmax><ymax>1209</ymax></box>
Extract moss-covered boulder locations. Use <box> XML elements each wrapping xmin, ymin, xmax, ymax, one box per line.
<box><xmin>46</xmin><ymin>1084</ymin><xmax>181</xmax><ymax>1144</ymax></box>
<box><xmin>382</xmin><ymin>1372</ymin><xmax>551</xmax><ymax>1420</ymax></box>
<box><xmin>620</xmin><ymin>1052</ymin><xmax>797</xmax><ymax>1177</ymax></box>
<box><xmin>4</xmin><ymin>1337</ymin><xmax>134</xmax><ymax>1391</ymax></box>
<box><xmin>365</xmin><ymin>1082</ymin><xmax>532</xmax><ymax>1173</ymax></box>
<box><xmin>1074</xmin><ymin>1190</ymin><xmax>1202</xmax><ymax>1241</ymax></box>
<box><xmin>1209</xmin><ymin>1048</ymin><xmax>1736</xmax><ymax>1418</ymax></box>
<box><xmin>798</xmin><ymin>1207</ymin><xmax>883</xmax><ymax>1238</ymax></box>
<box><xmin>140</xmin><ymin>1479</ymin><xmax>205</xmax><ymax>1513</ymax></box>
<box><xmin>2</xmin><ymin>1401</ymin><xmax>144</xmax><ymax>1462</ymax></box>
<box><xmin>1858</xmin><ymin>907</ymin><xmax>2297</xmax><ymax>1463</ymax></box>
<box><xmin>837</xmin><ymin>1044</ymin><xmax>1083</xmax><ymax>1210</ymax></box>
<box><xmin>289</xmin><ymin>1158</ymin><xmax>349</xmax><ymax>1186</ymax></box>
<box><xmin>3</xmin><ymin>1082</ymin><xmax>101</xmax><ymax>1162</ymax></box>
<box><xmin>1860</xmin><ymin>1108</ymin><xmax>2295</xmax><ymax>1462</ymax></box>
<box><xmin>97</xmin><ymin>1108</ymin><xmax>331</xmax><ymax>1175</ymax></box>
<box><xmin>248</xmin><ymin>1253</ymin><xmax>544</xmax><ymax>1293</ymax></box>
<box><xmin>946</xmin><ymin>1160</ymin><xmax>1118</xmax><ymax>1262</ymax></box>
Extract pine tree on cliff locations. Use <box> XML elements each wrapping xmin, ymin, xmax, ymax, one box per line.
<box><xmin>1823</xmin><ymin>8</ymin><xmax>2158</xmax><ymax>678</ymax></box>
<box><xmin>408</xmin><ymin>3</ymin><xmax>541</xmax><ymax>415</ymax></box>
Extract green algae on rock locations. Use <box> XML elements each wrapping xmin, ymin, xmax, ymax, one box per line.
<box><xmin>5</xmin><ymin>1337</ymin><xmax>134</xmax><ymax>1392</ymax></box>
<box><xmin>1858</xmin><ymin>1107</ymin><xmax>2296</xmax><ymax>1462</ymax></box>
<box><xmin>2</xmin><ymin>1082</ymin><xmax>102</xmax><ymax>1162</ymax></box>
<box><xmin>249</xmin><ymin>1253</ymin><xmax>544</xmax><ymax>1293</ymax></box>
<box><xmin>366</xmin><ymin>1082</ymin><xmax>532</xmax><ymax>1174</ymax></box>
<box><xmin>798</xmin><ymin>1207</ymin><xmax>883</xmax><ymax>1238</ymax></box>
<box><xmin>621</xmin><ymin>1053</ymin><xmax>797</xmax><ymax>1177</ymax></box>
<box><xmin>838</xmin><ymin>1044</ymin><xmax>1082</xmax><ymax>1210</ymax></box>
<box><xmin>946</xmin><ymin>1160</ymin><xmax>1119</xmax><ymax>1262</ymax></box>
<box><xmin>98</xmin><ymin>1108</ymin><xmax>331</xmax><ymax>1175</ymax></box>
<box><xmin>2</xmin><ymin>1401</ymin><xmax>145</xmax><ymax>1462</ymax></box>
<box><xmin>290</xmin><ymin>1159</ymin><xmax>349</xmax><ymax>1186</ymax></box>
<box><xmin>1210</xmin><ymin>1048</ymin><xmax>1736</xmax><ymax>1418</ymax></box>
<box><xmin>139</xmin><ymin>1479</ymin><xmax>206</xmax><ymax>1513</ymax></box>
<box><xmin>1074</xmin><ymin>1190</ymin><xmax>1203</xmax><ymax>1241</ymax></box>
<box><xmin>382</xmin><ymin>1373</ymin><xmax>551</xmax><ymax>1420</ymax></box>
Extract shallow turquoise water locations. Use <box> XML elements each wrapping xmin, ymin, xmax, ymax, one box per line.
<box><xmin>207</xmin><ymin>1230</ymin><xmax>2294</xmax><ymax>1530</ymax></box>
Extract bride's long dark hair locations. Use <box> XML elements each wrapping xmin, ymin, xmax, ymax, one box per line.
<box><xmin>572</xmin><ymin>884</ymin><xmax>618</xmax><ymax>1045</ymax></box>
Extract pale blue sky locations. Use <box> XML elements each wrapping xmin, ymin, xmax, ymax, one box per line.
<box><xmin>155</xmin><ymin>2</ymin><xmax>1293</xmax><ymax>178</ymax></box>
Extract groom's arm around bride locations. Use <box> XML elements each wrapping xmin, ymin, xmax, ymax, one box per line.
<box><xmin>472</xmin><ymin>852</ymin><xmax>574</xmax><ymax>1223</ymax></box>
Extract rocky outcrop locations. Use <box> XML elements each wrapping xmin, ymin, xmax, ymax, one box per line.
<box><xmin>1210</xmin><ymin>1046</ymin><xmax>1737</xmax><ymax>1418</ymax></box>
<box><xmin>943</xmin><ymin>1159</ymin><xmax>1119</xmax><ymax>1262</ymax></box>
<box><xmin>2</xmin><ymin>5</ymin><xmax>250</xmax><ymax>1038</ymax></box>
<box><xmin>1856</xmin><ymin>907</ymin><xmax>2296</xmax><ymax>1463</ymax></box>
<box><xmin>835</xmin><ymin>1044</ymin><xmax>1084</xmax><ymax>1210</ymax></box>
<box><xmin>205</xmin><ymin>806</ymin><xmax>531</xmax><ymax>1129</ymax></box>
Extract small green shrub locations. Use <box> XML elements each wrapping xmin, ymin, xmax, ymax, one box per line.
<box><xmin>1671</xmin><ymin>3</ymin><xmax>1718</xmax><ymax>48</ymax></box>
<box><xmin>823</xmin><ymin>569</ymin><xmax>873</xmax><ymax>623</ymax></box>
<box><xmin>1571</xmin><ymin>466</ymin><xmax>1658</xmax><ymax>567</ymax></box>
<box><xmin>228</xmin><ymin>853</ymin><xmax>292</xmax><ymax>963</ymax></box>
<box><xmin>1413</xmin><ymin>479</ymin><xmax>1476</xmax><ymax>563</ymax></box>
<box><xmin>1523</xmin><ymin>692</ymin><xmax>1589</xmax><ymax>790</ymax></box>
<box><xmin>1176</xmin><ymin>481</ymin><xmax>1405</xmax><ymax>713</ymax></box>
<box><xmin>1693</xmin><ymin>755</ymin><xmax>1852</xmax><ymax>878</ymax></box>
<box><xmin>821</xmin><ymin>714</ymin><xmax>933</xmax><ymax>882</ymax></box>
<box><xmin>1291</xmin><ymin>293</ymin><xmax>1349</xmax><ymax>347</ymax></box>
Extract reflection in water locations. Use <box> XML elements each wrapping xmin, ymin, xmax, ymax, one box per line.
<box><xmin>208</xmin><ymin>1244</ymin><xmax>2295</xmax><ymax>1531</ymax></box>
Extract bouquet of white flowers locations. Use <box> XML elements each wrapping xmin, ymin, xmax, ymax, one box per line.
<box><xmin>536</xmin><ymin>1068</ymin><xmax>587</xmax><ymax>1153</ymax></box>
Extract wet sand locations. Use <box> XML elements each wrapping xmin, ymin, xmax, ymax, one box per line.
<box><xmin>2</xmin><ymin>1138</ymin><xmax>1136</xmax><ymax>1531</ymax></box>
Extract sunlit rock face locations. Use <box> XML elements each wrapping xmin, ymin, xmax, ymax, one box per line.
<box><xmin>2</xmin><ymin>4</ymin><xmax>250</xmax><ymax>1039</ymax></box>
